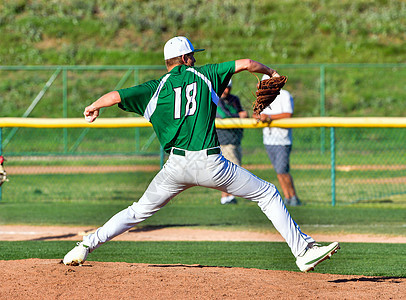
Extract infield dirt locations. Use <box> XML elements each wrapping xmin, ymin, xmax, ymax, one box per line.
<box><xmin>0</xmin><ymin>226</ymin><xmax>405</xmax><ymax>299</ymax></box>
<box><xmin>0</xmin><ymin>259</ymin><xmax>404</xmax><ymax>299</ymax></box>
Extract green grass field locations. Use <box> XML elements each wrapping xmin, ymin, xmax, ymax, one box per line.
<box><xmin>1</xmin><ymin>186</ymin><xmax>405</xmax><ymax>235</ymax></box>
<box><xmin>0</xmin><ymin>241</ymin><xmax>404</xmax><ymax>277</ymax></box>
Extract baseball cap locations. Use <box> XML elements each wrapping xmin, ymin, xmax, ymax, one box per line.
<box><xmin>164</xmin><ymin>36</ymin><xmax>205</xmax><ymax>60</ymax></box>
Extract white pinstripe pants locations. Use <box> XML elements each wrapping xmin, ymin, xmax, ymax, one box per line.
<box><xmin>84</xmin><ymin>148</ymin><xmax>314</xmax><ymax>257</ymax></box>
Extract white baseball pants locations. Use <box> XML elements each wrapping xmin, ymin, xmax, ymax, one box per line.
<box><xmin>84</xmin><ymin>148</ymin><xmax>314</xmax><ymax>257</ymax></box>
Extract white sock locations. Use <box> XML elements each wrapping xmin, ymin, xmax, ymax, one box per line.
<box><xmin>220</xmin><ymin>196</ymin><xmax>229</xmax><ymax>204</ymax></box>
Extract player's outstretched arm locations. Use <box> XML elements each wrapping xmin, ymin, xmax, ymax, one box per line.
<box><xmin>234</xmin><ymin>59</ymin><xmax>280</xmax><ymax>78</ymax></box>
<box><xmin>84</xmin><ymin>91</ymin><xmax>121</xmax><ymax>123</ymax></box>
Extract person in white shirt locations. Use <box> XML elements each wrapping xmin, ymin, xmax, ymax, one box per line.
<box><xmin>252</xmin><ymin>74</ymin><xmax>301</xmax><ymax>206</ymax></box>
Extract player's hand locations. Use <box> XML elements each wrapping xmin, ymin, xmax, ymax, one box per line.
<box><xmin>253</xmin><ymin>113</ymin><xmax>271</xmax><ymax>123</ymax></box>
<box><xmin>252</xmin><ymin>113</ymin><xmax>261</xmax><ymax>121</ymax></box>
<box><xmin>83</xmin><ymin>105</ymin><xmax>99</xmax><ymax>123</ymax></box>
<box><xmin>261</xmin><ymin>114</ymin><xmax>272</xmax><ymax>122</ymax></box>
<box><xmin>271</xmin><ymin>69</ymin><xmax>280</xmax><ymax>78</ymax></box>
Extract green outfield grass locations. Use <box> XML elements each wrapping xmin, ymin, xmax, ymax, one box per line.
<box><xmin>1</xmin><ymin>160</ymin><xmax>405</xmax><ymax>203</ymax></box>
<box><xmin>0</xmin><ymin>241</ymin><xmax>404</xmax><ymax>277</ymax></box>
<box><xmin>0</xmin><ymin>178</ymin><xmax>405</xmax><ymax>236</ymax></box>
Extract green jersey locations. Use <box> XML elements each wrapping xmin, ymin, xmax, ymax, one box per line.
<box><xmin>117</xmin><ymin>61</ymin><xmax>235</xmax><ymax>153</ymax></box>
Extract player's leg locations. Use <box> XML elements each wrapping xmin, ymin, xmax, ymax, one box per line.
<box><xmin>63</xmin><ymin>155</ymin><xmax>190</xmax><ymax>264</ymax></box>
<box><xmin>264</xmin><ymin>145</ymin><xmax>287</xmax><ymax>199</ymax></box>
<box><xmin>83</xmin><ymin>156</ymin><xmax>191</xmax><ymax>251</ymax></box>
<box><xmin>277</xmin><ymin>173</ymin><xmax>294</xmax><ymax>199</ymax></box>
<box><xmin>207</xmin><ymin>155</ymin><xmax>339</xmax><ymax>272</ymax></box>
<box><xmin>229</xmin><ymin>167</ymin><xmax>311</xmax><ymax>257</ymax></box>
<box><xmin>208</xmin><ymin>154</ymin><xmax>312</xmax><ymax>257</ymax></box>
<box><xmin>265</xmin><ymin>145</ymin><xmax>298</xmax><ymax>205</ymax></box>
<box><xmin>273</xmin><ymin>145</ymin><xmax>301</xmax><ymax>206</ymax></box>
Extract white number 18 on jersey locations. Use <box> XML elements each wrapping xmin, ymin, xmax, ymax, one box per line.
<box><xmin>173</xmin><ymin>82</ymin><xmax>197</xmax><ymax>119</ymax></box>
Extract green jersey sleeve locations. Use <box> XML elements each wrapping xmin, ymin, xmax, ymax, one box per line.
<box><xmin>117</xmin><ymin>80</ymin><xmax>160</xmax><ymax>116</ymax></box>
<box><xmin>195</xmin><ymin>61</ymin><xmax>235</xmax><ymax>96</ymax></box>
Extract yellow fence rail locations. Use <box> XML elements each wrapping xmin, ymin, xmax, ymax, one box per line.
<box><xmin>1</xmin><ymin>117</ymin><xmax>406</xmax><ymax>128</ymax></box>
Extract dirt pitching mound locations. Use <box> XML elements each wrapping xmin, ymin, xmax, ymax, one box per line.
<box><xmin>0</xmin><ymin>259</ymin><xmax>404</xmax><ymax>299</ymax></box>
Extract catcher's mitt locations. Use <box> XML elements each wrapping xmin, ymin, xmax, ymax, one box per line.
<box><xmin>253</xmin><ymin>75</ymin><xmax>288</xmax><ymax>115</ymax></box>
<box><xmin>0</xmin><ymin>155</ymin><xmax>8</xmax><ymax>187</ymax></box>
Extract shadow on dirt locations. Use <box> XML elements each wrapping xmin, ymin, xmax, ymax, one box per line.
<box><xmin>32</xmin><ymin>233</ymin><xmax>77</xmax><ymax>241</ymax></box>
<box><xmin>147</xmin><ymin>264</ymin><xmax>232</xmax><ymax>269</ymax></box>
<box><xmin>129</xmin><ymin>224</ymin><xmax>234</xmax><ymax>232</ymax></box>
<box><xmin>329</xmin><ymin>276</ymin><xmax>404</xmax><ymax>283</ymax></box>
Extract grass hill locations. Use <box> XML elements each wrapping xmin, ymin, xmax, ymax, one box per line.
<box><xmin>0</xmin><ymin>0</ymin><xmax>405</xmax><ymax>65</ymax></box>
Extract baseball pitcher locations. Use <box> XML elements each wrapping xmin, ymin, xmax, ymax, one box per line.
<box><xmin>63</xmin><ymin>36</ymin><xmax>339</xmax><ymax>272</ymax></box>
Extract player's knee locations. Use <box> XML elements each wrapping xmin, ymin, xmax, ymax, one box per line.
<box><xmin>129</xmin><ymin>202</ymin><xmax>158</xmax><ymax>222</ymax></box>
<box><xmin>257</xmin><ymin>185</ymin><xmax>280</xmax><ymax>210</ymax></box>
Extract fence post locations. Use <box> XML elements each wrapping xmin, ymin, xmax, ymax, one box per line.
<box><xmin>320</xmin><ymin>64</ymin><xmax>326</xmax><ymax>154</ymax></box>
<box><xmin>69</xmin><ymin>68</ymin><xmax>134</xmax><ymax>153</ymax></box>
<box><xmin>3</xmin><ymin>68</ymin><xmax>61</xmax><ymax>148</ymax></box>
<box><xmin>330</xmin><ymin>127</ymin><xmax>336</xmax><ymax>206</ymax></box>
<box><xmin>63</xmin><ymin>67</ymin><xmax>68</xmax><ymax>153</ymax></box>
<box><xmin>134</xmin><ymin>68</ymin><xmax>140</xmax><ymax>153</ymax></box>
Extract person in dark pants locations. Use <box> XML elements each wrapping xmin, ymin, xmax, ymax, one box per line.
<box><xmin>216</xmin><ymin>80</ymin><xmax>248</xmax><ymax>204</ymax></box>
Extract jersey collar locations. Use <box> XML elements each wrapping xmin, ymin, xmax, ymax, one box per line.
<box><xmin>169</xmin><ymin>65</ymin><xmax>187</xmax><ymax>75</ymax></box>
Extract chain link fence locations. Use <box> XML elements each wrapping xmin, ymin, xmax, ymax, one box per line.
<box><xmin>240</xmin><ymin>125</ymin><xmax>405</xmax><ymax>204</ymax></box>
<box><xmin>0</xmin><ymin>64</ymin><xmax>405</xmax><ymax>205</ymax></box>
<box><xmin>0</xmin><ymin>119</ymin><xmax>405</xmax><ymax>205</ymax></box>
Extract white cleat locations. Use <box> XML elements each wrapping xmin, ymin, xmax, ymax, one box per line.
<box><xmin>296</xmin><ymin>242</ymin><xmax>340</xmax><ymax>272</ymax></box>
<box><xmin>221</xmin><ymin>196</ymin><xmax>237</xmax><ymax>205</ymax></box>
<box><xmin>63</xmin><ymin>242</ymin><xmax>90</xmax><ymax>266</ymax></box>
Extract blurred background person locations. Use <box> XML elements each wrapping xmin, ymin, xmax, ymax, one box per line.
<box><xmin>216</xmin><ymin>79</ymin><xmax>248</xmax><ymax>204</ymax></box>
<box><xmin>253</xmin><ymin>74</ymin><xmax>301</xmax><ymax>206</ymax></box>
